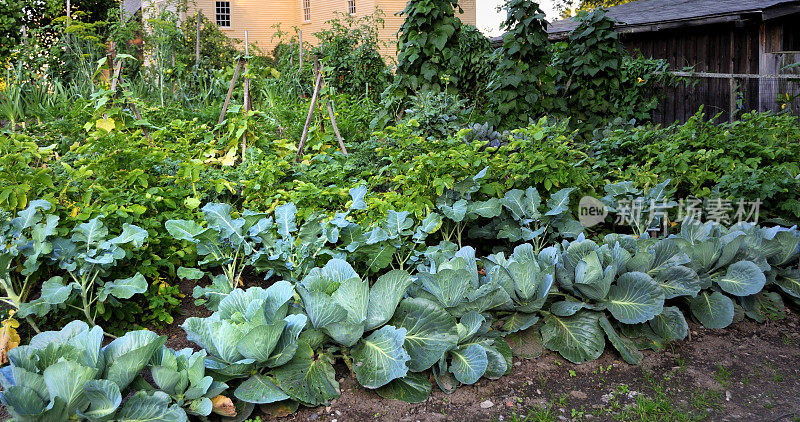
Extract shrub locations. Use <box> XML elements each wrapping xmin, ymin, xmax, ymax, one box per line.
<box><xmin>313</xmin><ymin>11</ymin><xmax>392</xmax><ymax>101</ymax></box>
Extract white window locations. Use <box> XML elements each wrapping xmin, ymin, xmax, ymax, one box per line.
<box><xmin>347</xmin><ymin>0</ymin><xmax>356</xmax><ymax>15</ymax></box>
<box><xmin>215</xmin><ymin>1</ymin><xmax>230</xmax><ymax>27</ymax></box>
<box><xmin>302</xmin><ymin>0</ymin><xmax>311</xmax><ymax>21</ymax></box>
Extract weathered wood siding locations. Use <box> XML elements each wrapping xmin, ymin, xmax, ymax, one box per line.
<box><xmin>622</xmin><ymin>15</ymin><xmax>800</xmax><ymax>125</ymax></box>
<box><xmin>623</xmin><ymin>23</ymin><xmax>761</xmax><ymax>124</ymax></box>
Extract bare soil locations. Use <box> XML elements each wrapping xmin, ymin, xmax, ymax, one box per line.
<box><xmin>247</xmin><ymin>312</ymin><xmax>800</xmax><ymax>422</ymax></box>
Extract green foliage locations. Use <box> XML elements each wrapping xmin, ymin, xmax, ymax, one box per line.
<box><xmin>4</xmin><ymin>9</ymin><xmax>800</xmax><ymax>416</ymax></box>
<box><xmin>555</xmin><ymin>0</ymin><xmax>636</xmax><ymax>16</ymax></box>
<box><xmin>487</xmin><ymin>0</ymin><xmax>554</xmax><ymax>129</ymax></box>
<box><xmin>614</xmin><ymin>55</ymin><xmax>674</xmax><ymax>123</ymax></box>
<box><xmin>0</xmin><ymin>321</ymin><xmax>178</xmax><ymax>420</ymax></box>
<box><xmin>591</xmin><ymin>110</ymin><xmax>800</xmax><ymax>220</ymax></box>
<box><xmin>362</xmin><ymin>119</ymin><xmax>592</xmax><ymax>222</ymax></box>
<box><xmin>557</xmin><ymin>8</ymin><xmax>625</xmax><ymax>136</ymax></box>
<box><xmin>0</xmin><ymin>0</ymin><xmax>25</xmax><ymax>59</ymax></box>
<box><xmin>382</xmin><ymin>0</ymin><xmax>463</xmax><ymax>118</ymax></box>
<box><xmin>313</xmin><ymin>11</ymin><xmax>392</xmax><ymax>101</ymax></box>
<box><xmin>452</xmin><ymin>24</ymin><xmax>494</xmax><ymax>103</ymax></box>
<box><xmin>17</xmin><ymin>215</ymin><xmax>149</xmax><ymax>329</ymax></box>
<box><xmin>0</xmin><ymin>134</ymin><xmax>55</xmax><ymax>209</ymax></box>
<box><xmin>182</xmin><ymin>12</ymin><xmax>239</xmax><ymax>70</ymax></box>
<box><xmin>4</xmin><ymin>175</ymin><xmax>800</xmax><ymax>417</ymax></box>
<box><xmin>484</xmin><ymin>6</ymin><xmax>676</xmax><ymax>133</ymax></box>
<box><xmin>401</xmin><ymin>88</ymin><xmax>471</xmax><ymax>138</ymax></box>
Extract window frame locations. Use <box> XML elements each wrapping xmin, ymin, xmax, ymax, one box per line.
<box><xmin>214</xmin><ymin>0</ymin><xmax>231</xmax><ymax>28</ymax></box>
<box><xmin>347</xmin><ymin>0</ymin><xmax>356</xmax><ymax>15</ymax></box>
<box><xmin>302</xmin><ymin>0</ymin><xmax>311</xmax><ymax>22</ymax></box>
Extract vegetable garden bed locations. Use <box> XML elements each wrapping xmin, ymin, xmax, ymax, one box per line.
<box><xmin>1</xmin><ymin>174</ymin><xmax>799</xmax><ymax>421</ymax></box>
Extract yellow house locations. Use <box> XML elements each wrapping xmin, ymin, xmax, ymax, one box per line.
<box><xmin>180</xmin><ymin>0</ymin><xmax>478</xmax><ymax>56</ymax></box>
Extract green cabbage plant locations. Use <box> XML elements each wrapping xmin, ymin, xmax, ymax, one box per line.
<box><xmin>181</xmin><ymin>281</ymin><xmax>324</xmax><ymax>418</ymax></box>
<box><xmin>296</xmin><ymin>259</ymin><xmax>414</xmax><ymax>389</ymax></box>
<box><xmin>535</xmin><ymin>234</ymin><xmax>667</xmax><ymax>364</ymax></box>
<box><xmin>379</xmin><ymin>248</ymin><xmax>511</xmax><ymax>397</ymax></box>
<box><xmin>0</xmin><ymin>321</ymin><xmax>178</xmax><ymax>421</ymax></box>
<box><xmin>137</xmin><ymin>347</ymin><xmax>230</xmax><ymax>417</ymax></box>
<box><xmin>673</xmin><ymin>219</ymin><xmax>769</xmax><ymax>329</ymax></box>
<box><xmin>485</xmin><ymin>243</ymin><xmax>557</xmax><ymax>333</ymax></box>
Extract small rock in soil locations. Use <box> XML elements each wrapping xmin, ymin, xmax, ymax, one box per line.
<box><xmin>480</xmin><ymin>400</ymin><xmax>494</xmax><ymax>409</ymax></box>
<box><xmin>570</xmin><ymin>390</ymin><xmax>587</xmax><ymax>400</ymax></box>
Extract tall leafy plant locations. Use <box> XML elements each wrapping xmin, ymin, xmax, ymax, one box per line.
<box><xmin>378</xmin><ymin>0</ymin><xmax>463</xmax><ymax>125</ymax></box>
<box><xmin>558</xmin><ymin>8</ymin><xmax>625</xmax><ymax>136</ymax></box>
<box><xmin>452</xmin><ymin>24</ymin><xmax>494</xmax><ymax>103</ymax></box>
<box><xmin>487</xmin><ymin>0</ymin><xmax>555</xmax><ymax>129</ymax></box>
<box><xmin>313</xmin><ymin>10</ymin><xmax>392</xmax><ymax>101</ymax></box>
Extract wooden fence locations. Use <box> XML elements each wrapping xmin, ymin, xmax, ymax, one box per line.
<box><xmin>654</xmin><ymin>60</ymin><xmax>800</xmax><ymax>125</ymax></box>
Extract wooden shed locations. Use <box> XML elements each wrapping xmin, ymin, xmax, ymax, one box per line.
<box><xmin>548</xmin><ymin>0</ymin><xmax>800</xmax><ymax>124</ymax></box>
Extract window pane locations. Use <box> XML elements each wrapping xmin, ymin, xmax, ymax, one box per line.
<box><xmin>215</xmin><ymin>1</ymin><xmax>230</xmax><ymax>27</ymax></box>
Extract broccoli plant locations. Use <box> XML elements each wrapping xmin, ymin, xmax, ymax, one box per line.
<box><xmin>0</xmin><ymin>200</ymin><xmax>59</xmax><ymax>332</ymax></box>
<box><xmin>18</xmin><ymin>215</ymin><xmax>149</xmax><ymax>330</ymax></box>
<box><xmin>166</xmin><ymin>202</ymin><xmax>272</xmax><ymax>310</ymax></box>
<box><xmin>169</xmin><ymin>189</ymin><xmax>364</xmax><ymax>310</ymax></box>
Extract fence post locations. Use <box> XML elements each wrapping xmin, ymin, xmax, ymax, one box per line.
<box><xmin>65</xmin><ymin>0</ymin><xmax>71</xmax><ymax>44</ymax></box>
<box><xmin>195</xmin><ymin>11</ymin><xmax>201</xmax><ymax>67</ymax></box>
<box><xmin>729</xmin><ymin>77</ymin><xmax>736</xmax><ymax>122</ymax></box>
<box><xmin>299</xmin><ymin>30</ymin><xmax>303</xmax><ymax>70</ymax></box>
<box><xmin>242</xmin><ymin>30</ymin><xmax>250</xmax><ymax>163</ymax></box>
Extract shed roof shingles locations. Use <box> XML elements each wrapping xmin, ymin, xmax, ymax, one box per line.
<box><xmin>548</xmin><ymin>0</ymin><xmax>798</xmax><ymax>34</ymax></box>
